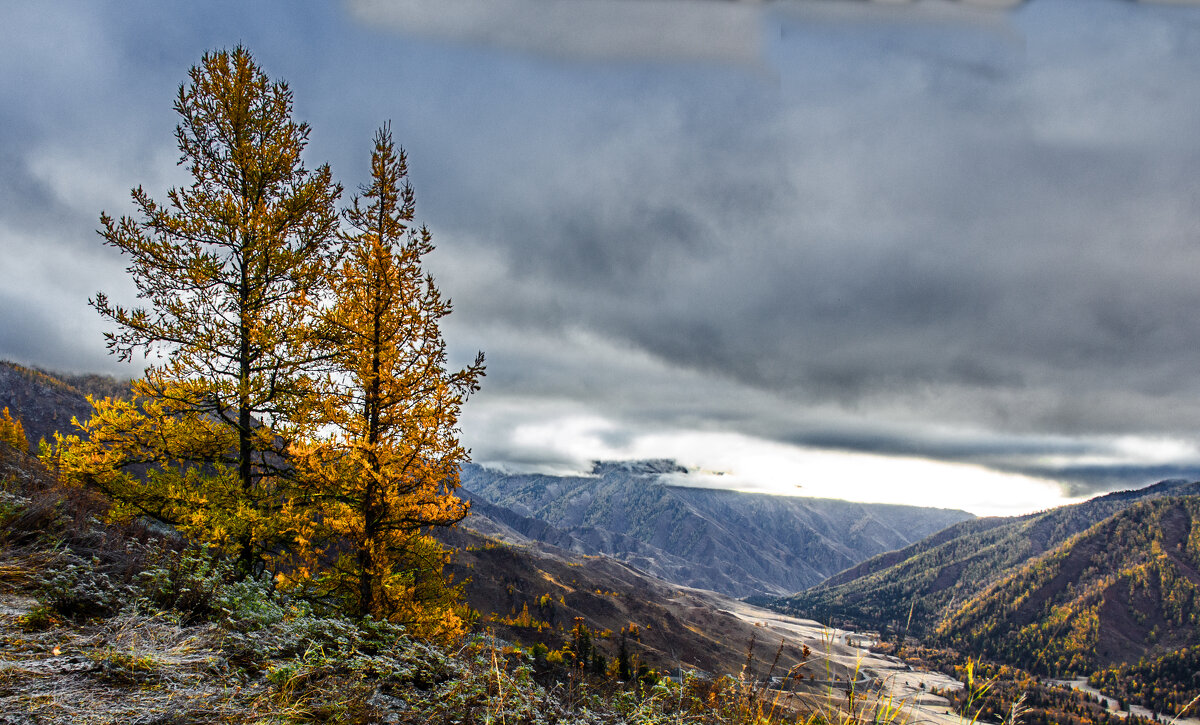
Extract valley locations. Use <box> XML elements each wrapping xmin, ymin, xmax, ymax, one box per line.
<box><xmin>459</xmin><ymin>460</ymin><xmax>973</xmax><ymax>597</ymax></box>
<box><xmin>1049</xmin><ymin>678</ymin><xmax>1200</xmax><ymax>725</ymax></box>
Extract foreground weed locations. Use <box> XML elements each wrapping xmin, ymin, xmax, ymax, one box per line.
<box><xmin>1169</xmin><ymin>692</ymin><xmax>1200</xmax><ymax>725</ymax></box>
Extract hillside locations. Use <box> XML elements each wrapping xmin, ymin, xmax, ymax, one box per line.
<box><xmin>935</xmin><ymin>495</ymin><xmax>1200</xmax><ymax>677</ymax></box>
<box><xmin>0</xmin><ymin>441</ymin><xmax>664</xmax><ymax>723</ymax></box>
<box><xmin>460</xmin><ymin>462</ymin><xmax>972</xmax><ymax>598</ymax></box>
<box><xmin>441</xmin><ymin>524</ymin><xmax>819</xmax><ymax>678</ymax></box>
<box><xmin>0</xmin><ymin>402</ymin><xmax>895</xmax><ymax>724</ymax></box>
<box><xmin>758</xmin><ymin>479</ymin><xmax>1200</xmax><ymax>634</ymax></box>
<box><xmin>0</xmin><ymin>361</ymin><xmax>98</xmax><ymax>453</ymax></box>
<box><xmin>1089</xmin><ymin>645</ymin><xmax>1200</xmax><ymax>716</ymax></box>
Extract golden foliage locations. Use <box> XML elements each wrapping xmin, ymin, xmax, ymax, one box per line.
<box><xmin>64</xmin><ymin>49</ymin><xmax>481</xmax><ymax>637</ymax></box>
<box><xmin>80</xmin><ymin>46</ymin><xmax>342</xmax><ymax>575</ymax></box>
<box><xmin>287</xmin><ymin>125</ymin><xmax>484</xmax><ymax>630</ymax></box>
<box><xmin>52</xmin><ymin>382</ymin><xmax>297</xmax><ymax>563</ymax></box>
<box><xmin>0</xmin><ymin>407</ymin><xmax>26</xmax><ymax>451</ymax></box>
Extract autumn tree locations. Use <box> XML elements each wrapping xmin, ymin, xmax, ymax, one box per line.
<box><xmin>290</xmin><ymin>125</ymin><xmax>484</xmax><ymax>635</ymax></box>
<box><xmin>57</xmin><ymin>46</ymin><xmax>341</xmax><ymax>575</ymax></box>
<box><xmin>0</xmin><ymin>407</ymin><xmax>27</xmax><ymax>451</ymax></box>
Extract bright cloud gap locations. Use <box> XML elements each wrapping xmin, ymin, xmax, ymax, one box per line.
<box><xmin>463</xmin><ymin>408</ymin><xmax>1200</xmax><ymax>517</ymax></box>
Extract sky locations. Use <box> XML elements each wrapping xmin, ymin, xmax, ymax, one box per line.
<box><xmin>4</xmin><ymin>0</ymin><xmax>1200</xmax><ymax>516</ymax></box>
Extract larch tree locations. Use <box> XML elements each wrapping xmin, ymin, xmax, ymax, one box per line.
<box><xmin>0</xmin><ymin>407</ymin><xmax>27</xmax><ymax>452</ymax></box>
<box><xmin>57</xmin><ymin>47</ymin><xmax>341</xmax><ymax>575</ymax></box>
<box><xmin>290</xmin><ymin>125</ymin><xmax>484</xmax><ymax>634</ymax></box>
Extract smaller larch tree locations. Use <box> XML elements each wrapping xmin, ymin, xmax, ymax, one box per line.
<box><xmin>0</xmin><ymin>408</ymin><xmax>27</xmax><ymax>451</ymax></box>
<box><xmin>291</xmin><ymin>125</ymin><xmax>484</xmax><ymax>636</ymax></box>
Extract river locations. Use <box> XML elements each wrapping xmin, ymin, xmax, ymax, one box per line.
<box><xmin>1048</xmin><ymin>678</ymin><xmax>1200</xmax><ymax>725</ymax></box>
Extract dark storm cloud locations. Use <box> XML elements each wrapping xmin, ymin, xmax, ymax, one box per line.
<box><xmin>410</xmin><ymin>0</ymin><xmax>1200</xmax><ymax>498</ymax></box>
<box><xmin>7</xmin><ymin>0</ymin><xmax>1200</xmax><ymax>507</ymax></box>
<box><xmin>457</xmin><ymin>104</ymin><xmax>1200</xmax><ymax>426</ymax></box>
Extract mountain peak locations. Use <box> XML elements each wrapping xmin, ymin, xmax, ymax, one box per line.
<box><xmin>1094</xmin><ymin>478</ymin><xmax>1199</xmax><ymax>503</ymax></box>
<box><xmin>588</xmin><ymin>459</ymin><xmax>688</xmax><ymax>477</ymax></box>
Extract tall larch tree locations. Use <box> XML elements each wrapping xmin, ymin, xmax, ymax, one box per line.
<box><xmin>292</xmin><ymin>125</ymin><xmax>483</xmax><ymax>633</ymax></box>
<box><xmin>57</xmin><ymin>47</ymin><xmax>341</xmax><ymax>575</ymax></box>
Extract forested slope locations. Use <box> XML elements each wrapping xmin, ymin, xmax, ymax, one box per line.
<box><xmin>936</xmin><ymin>495</ymin><xmax>1200</xmax><ymax>677</ymax></box>
<box><xmin>760</xmin><ymin>479</ymin><xmax>1200</xmax><ymax>634</ymax></box>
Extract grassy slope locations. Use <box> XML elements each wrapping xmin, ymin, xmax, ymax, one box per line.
<box><xmin>0</xmin><ymin>442</ymin><xmax>700</xmax><ymax>724</ymax></box>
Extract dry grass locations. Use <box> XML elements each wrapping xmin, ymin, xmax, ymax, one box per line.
<box><xmin>0</xmin><ymin>604</ymin><xmax>251</xmax><ymax>724</ymax></box>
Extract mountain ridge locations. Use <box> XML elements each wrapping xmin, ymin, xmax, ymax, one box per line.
<box><xmin>758</xmin><ymin>478</ymin><xmax>1200</xmax><ymax>634</ymax></box>
<box><xmin>935</xmin><ymin>495</ymin><xmax>1200</xmax><ymax>677</ymax></box>
<box><xmin>460</xmin><ymin>462</ymin><xmax>973</xmax><ymax>598</ymax></box>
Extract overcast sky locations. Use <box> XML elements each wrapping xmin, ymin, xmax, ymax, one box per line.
<box><xmin>5</xmin><ymin>0</ymin><xmax>1200</xmax><ymax>515</ymax></box>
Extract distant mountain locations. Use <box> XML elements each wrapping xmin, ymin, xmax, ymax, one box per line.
<box><xmin>935</xmin><ymin>495</ymin><xmax>1200</xmax><ymax>678</ymax></box>
<box><xmin>758</xmin><ymin>479</ymin><xmax>1200</xmax><ymax>634</ymax></box>
<box><xmin>459</xmin><ymin>461</ymin><xmax>973</xmax><ymax>598</ymax></box>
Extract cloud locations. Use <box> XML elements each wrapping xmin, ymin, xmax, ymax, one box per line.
<box><xmin>346</xmin><ymin>0</ymin><xmax>764</xmax><ymax>64</ymax></box>
<box><xmin>425</xmin><ymin>2</ymin><xmax>1200</xmax><ymax>440</ymax></box>
<box><xmin>7</xmin><ymin>1</ymin><xmax>1200</xmax><ymax>513</ymax></box>
<box><xmin>420</xmin><ymin>0</ymin><xmax>1200</xmax><ymax>506</ymax></box>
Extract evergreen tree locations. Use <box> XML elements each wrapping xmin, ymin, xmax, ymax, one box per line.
<box><xmin>289</xmin><ymin>125</ymin><xmax>483</xmax><ymax>633</ymax></box>
<box><xmin>58</xmin><ymin>46</ymin><xmax>341</xmax><ymax>575</ymax></box>
<box><xmin>617</xmin><ymin>632</ymin><xmax>634</xmax><ymax>681</ymax></box>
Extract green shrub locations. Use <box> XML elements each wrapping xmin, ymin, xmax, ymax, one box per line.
<box><xmin>137</xmin><ymin>545</ymin><xmax>230</xmax><ymax>622</ymax></box>
<box><xmin>40</xmin><ymin>558</ymin><xmax>136</xmax><ymax>619</ymax></box>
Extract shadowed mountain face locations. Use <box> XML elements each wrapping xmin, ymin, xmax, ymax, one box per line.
<box><xmin>459</xmin><ymin>461</ymin><xmax>973</xmax><ymax>598</ymax></box>
<box><xmin>935</xmin><ymin>495</ymin><xmax>1200</xmax><ymax>677</ymax></box>
<box><xmin>0</xmin><ymin>362</ymin><xmax>98</xmax><ymax>452</ymax></box>
<box><xmin>759</xmin><ymin>479</ymin><xmax>1200</xmax><ymax>636</ymax></box>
